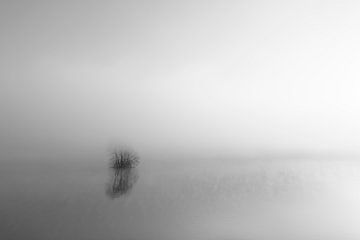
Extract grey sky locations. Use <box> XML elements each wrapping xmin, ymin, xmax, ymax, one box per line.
<box><xmin>2</xmin><ymin>0</ymin><xmax>360</xmax><ymax>156</ymax></box>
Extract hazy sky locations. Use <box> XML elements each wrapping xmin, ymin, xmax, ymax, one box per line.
<box><xmin>2</xmin><ymin>0</ymin><xmax>360</xmax><ymax>156</ymax></box>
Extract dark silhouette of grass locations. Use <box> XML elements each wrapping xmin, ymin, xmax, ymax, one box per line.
<box><xmin>106</xmin><ymin>148</ymin><xmax>140</xmax><ymax>198</ymax></box>
<box><xmin>110</xmin><ymin>149</ymin><xmax>139</xmax><ymax>169</ymax></box>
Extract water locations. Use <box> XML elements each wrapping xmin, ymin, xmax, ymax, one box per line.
<box><xmin>2</xmin><ymin>150</ymin><xmax>360</xmax><ymax>239</ymax></box>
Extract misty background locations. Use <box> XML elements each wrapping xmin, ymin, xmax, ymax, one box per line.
<box><xmin>2</xmin><ymin>0</ymin><xmax>360</xmax><ymax>159</ymax></box>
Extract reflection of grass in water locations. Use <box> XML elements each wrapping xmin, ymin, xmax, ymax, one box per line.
<box><xmin>106</xmin><ymin>168</ymin><xmax>139</xmax><ymax>199</ymax></box>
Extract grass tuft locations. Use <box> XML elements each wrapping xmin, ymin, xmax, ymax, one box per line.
<box><xmin>110</xmin><ymin>149</ymin><xmax>139</xmax><ymax>169</ymax></box>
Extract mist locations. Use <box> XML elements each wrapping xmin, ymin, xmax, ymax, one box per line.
<box><xmin>4</xmin><ymin>1</ymin><xmax>360</xmax><ymax>239</ymax></box>
<box><xmin>2</xmin><ymin>0</ymin><xmax>360</xmax><ymax>156</ymax></box>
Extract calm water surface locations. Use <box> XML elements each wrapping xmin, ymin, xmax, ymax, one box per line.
<box><xmin>2</xmin><ymin>150</ymin><xmax>360</xmax><ymax>239</ymax></box>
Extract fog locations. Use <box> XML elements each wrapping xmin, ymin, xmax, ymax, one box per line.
<box><xmin>4</xmin><ymin>2</ymin><xmax>360</xmax><ymax>239</ymax></box>
<box><xmin>2</xmin><ymin>0</ymin><xmax>360</xmax><ymax>157</ymax></box>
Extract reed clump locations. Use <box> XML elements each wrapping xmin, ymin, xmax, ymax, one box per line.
<box><xmin>111</xmin><ymin>149</ymin><xmax>139</xmax><ymax>169</ymax></box>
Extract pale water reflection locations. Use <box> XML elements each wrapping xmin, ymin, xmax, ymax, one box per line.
<box><xmin>1</xmin><ymin>151</ymin><xmax>360</xmax><ymax>239</ymax></box>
